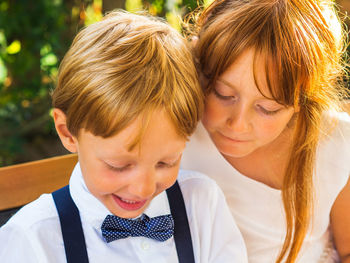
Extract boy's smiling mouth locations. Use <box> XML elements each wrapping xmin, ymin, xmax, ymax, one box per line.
<box><xmin>112</xmin><ymin>194</ymin><xmax>148</xmax><ymax>212</ymax></box>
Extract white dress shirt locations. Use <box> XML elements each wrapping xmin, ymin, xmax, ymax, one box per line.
<box><xmin>181</xmin><ymin>112</ymin><xmax>350</xmax><ymax>263</ymax></box>
<box><xmin>0</xmin><ymin>164</ymin><xmax>248</xmax><ymax>263</ymax></box>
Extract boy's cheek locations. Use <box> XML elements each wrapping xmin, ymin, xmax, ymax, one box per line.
<box><xmin>157</xmin><ymin>169</ymin><xmax>179</xmax><ymax>193</ymax></box>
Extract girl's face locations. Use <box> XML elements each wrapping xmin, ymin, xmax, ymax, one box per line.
<box><xmin>202</xmin><ymin>49</ymin><xmax>297</xmax><ymax>159</ymax></box>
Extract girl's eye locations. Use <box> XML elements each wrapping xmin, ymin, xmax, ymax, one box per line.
<box><xmin>257</xmin><ymin>105</ymin><xmax>281</xmax><ymax>115</ymax></box>
<box><xmin>213</xmin><ymin>88</ymin><xmax>236</xmax><ymax>101</ymax></box>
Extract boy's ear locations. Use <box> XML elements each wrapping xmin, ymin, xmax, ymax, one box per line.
<box><xmin>53</xmin><ymin>108</ymin><xmax>78</xmax><ymax>153</ymax></box>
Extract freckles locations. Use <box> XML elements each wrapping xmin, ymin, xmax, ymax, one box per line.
<box><xmin>204</xmin><ymin>97</ymin><xmax>223</xmax><ymax>121</ymax></box>
<box><xmin>261</xmin><ymin>121</ymin><xmax>281</xmax><ymax>133</ymax></box>
<box><xmin>260</xmin><ymin>119</ymin><xmax>289</xmax><ymax>138</ymax></box>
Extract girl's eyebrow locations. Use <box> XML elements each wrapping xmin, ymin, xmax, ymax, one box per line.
<box><xmin>217</xmin><ymin>78</ymin><xmax>237</xmax><ymax>90</ymax></box>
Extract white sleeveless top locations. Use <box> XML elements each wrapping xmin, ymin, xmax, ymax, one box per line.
<box><xmin>181</xmin><ymin>112</ymin><xmax>350</xmax><ymax>262</ymax></box>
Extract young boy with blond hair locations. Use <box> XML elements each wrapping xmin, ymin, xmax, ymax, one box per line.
<box><xmin>0</xmin><ymin>11</ymin><xmax>247</xmax><ymax>262</ymax></box>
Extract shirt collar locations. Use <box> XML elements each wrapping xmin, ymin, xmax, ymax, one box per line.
<box><xmin>69</xmin><ymin>163</ymin><xmax>171</xmax><ymax>230</ymax></box>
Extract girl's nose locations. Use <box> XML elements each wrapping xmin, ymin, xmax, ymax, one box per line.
<box><xmin>226</xmin><ymin>104</ymin><xmax>251</xmax><ymax>134</ymax></box>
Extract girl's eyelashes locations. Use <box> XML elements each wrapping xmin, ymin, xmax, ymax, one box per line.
<box><xmin>213</xmin><ymin>80</ymin><xmax>285</xmax><ymax>115</ymax></box>
<box><xmin>257</xmin><ymin>104</ymin><xmax>281</xmax><ymax>115</ymax></box>
<box><xmin>213</xmin><ymin>88</ymin><xmax>236</xmax><ymax>101</ymax></box>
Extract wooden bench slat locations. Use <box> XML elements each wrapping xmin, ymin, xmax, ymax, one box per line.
<box><xmin>0</xmin><ymin>154</ymin><xmax>78</xmax><ymax>210</ymax></box>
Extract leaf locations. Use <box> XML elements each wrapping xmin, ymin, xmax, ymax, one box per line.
<box><xmin>6</xmin><ymin>40</ymin><xmax>21</xmax><ymax>55</ymax></box>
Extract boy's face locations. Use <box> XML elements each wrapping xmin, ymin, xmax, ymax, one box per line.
<box><xmin>67</xmin><ymin>110</ymin><xmax>186</xmax><ymax>219</ymax></box>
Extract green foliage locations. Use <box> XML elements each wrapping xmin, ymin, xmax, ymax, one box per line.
<box><xmin>0</xmin><ymin>0</ymin><xmax>94</xmax><ymax>165</ymax></box>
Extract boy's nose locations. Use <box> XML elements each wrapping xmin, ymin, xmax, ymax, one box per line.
<box><xmin>129</xmin><ymin>170</ymin><xmax>157</xmax><ymax>199</ymax></box>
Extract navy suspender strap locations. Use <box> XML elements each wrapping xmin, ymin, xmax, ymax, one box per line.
<box><xmin>52</xmin><ymin>181</ymin><xmax>195</xmax><ymax>263</ymax></box>
<box><xmin>166</xmin><ymin>181</ymin><xmax>196</xmax><ymax>263</ymax></box>
<box><xmin>52</xmin><ymin>186</ymin><xmax>89</xmax><ymax>263</ymax></box>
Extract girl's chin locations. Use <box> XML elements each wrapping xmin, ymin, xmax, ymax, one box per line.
<box><xmin>218</xmin><ymin>145</ymin><xmax>256</xmax><ymax>159</ymax></box>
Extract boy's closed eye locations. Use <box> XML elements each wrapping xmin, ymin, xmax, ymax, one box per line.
<box><xmin>106</xmin><ymin>163</ymin><xmax>133</xmax><ymax>172</ymax></box>
<box><xmin>105</xmin><ymin>156</ymin><xmax>181</xmax><ymax>173</ymax></box>
<box><xmin>156</xmin><ymin>157</ymin><xmax>181</xmax><ymax>169</ymax></box>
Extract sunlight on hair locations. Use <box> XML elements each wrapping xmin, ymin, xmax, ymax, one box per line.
<box><xmin>324</xmin><ymin>6</ymin><xmax>343</xmax><ymax>49</ymax></box>
<box><xmin>52</xmin><ymin>10</ymin><xmax>203</xmax><ymax>140</ymax></box>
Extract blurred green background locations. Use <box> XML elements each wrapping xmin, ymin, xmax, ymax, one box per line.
<box><xmin>0</xmin><ymin>0</ymin><xmax>349</xmax><ymax>166</ymax></box>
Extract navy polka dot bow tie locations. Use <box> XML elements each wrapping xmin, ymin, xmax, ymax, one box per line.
<box><xmin>101</xmin><ymin>214</ymin><xmax>174</xmax><ymax>243</ymax></box>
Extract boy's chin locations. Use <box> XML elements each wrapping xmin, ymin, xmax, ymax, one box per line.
<box><xmin>108</xmin><ymin>207</ymin><xmax>147</xmax><ymax>219</ymax></box>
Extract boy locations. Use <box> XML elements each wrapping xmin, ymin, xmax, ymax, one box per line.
<box><xmin>0</xmin><ymin>11</ymin><xmax>247</xmax><ymax>262</ymax></box>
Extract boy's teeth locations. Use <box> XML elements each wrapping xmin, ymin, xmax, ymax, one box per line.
<box><xmin>121</xmin><ymin>198</ymin><xmax>137</xmax><ymax>204</ymax></box>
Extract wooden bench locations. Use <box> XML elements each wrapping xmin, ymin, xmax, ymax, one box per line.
<box><xmin>0</xmin><ymin>154</ymin><xmax>78</xmax><ymax>226</ymax></box>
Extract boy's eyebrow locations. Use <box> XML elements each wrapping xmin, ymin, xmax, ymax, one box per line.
<box><xmin>161</xmin><ymin>153</ymin><xmax>183</xmax><ymax>161</ymax></box>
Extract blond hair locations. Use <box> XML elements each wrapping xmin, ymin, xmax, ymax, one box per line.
<box><xmin>191</xmin><ymin>0</ymin><xmax>348</xmax><ymax>262</ymax></box>
<box><xmin>52</xmin><ymin>10</ymin><xmax>203</xmax><ymax>145</ymax></box>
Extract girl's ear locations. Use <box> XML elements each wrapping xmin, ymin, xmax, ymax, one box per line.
<box><xmin>53</xmin><ymin>108</ymin><xmax>78</xmax><ymax>153</ymax></box>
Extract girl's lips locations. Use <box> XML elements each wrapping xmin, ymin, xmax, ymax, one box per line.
<box><xmin>112</xmin><ymin>195</ymin><xmax>148</xmax><ymax>211</ymax></box>
<box><xmin>220</xmin><ymin>132</ymin><xmax>247</xmax><ymax>143</ymax></box>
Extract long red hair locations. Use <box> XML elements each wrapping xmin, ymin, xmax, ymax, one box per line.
<box><xmin>191</xmin><ymin>0</ymin><xmax>348</xmax><ymax>261</ymax></box>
